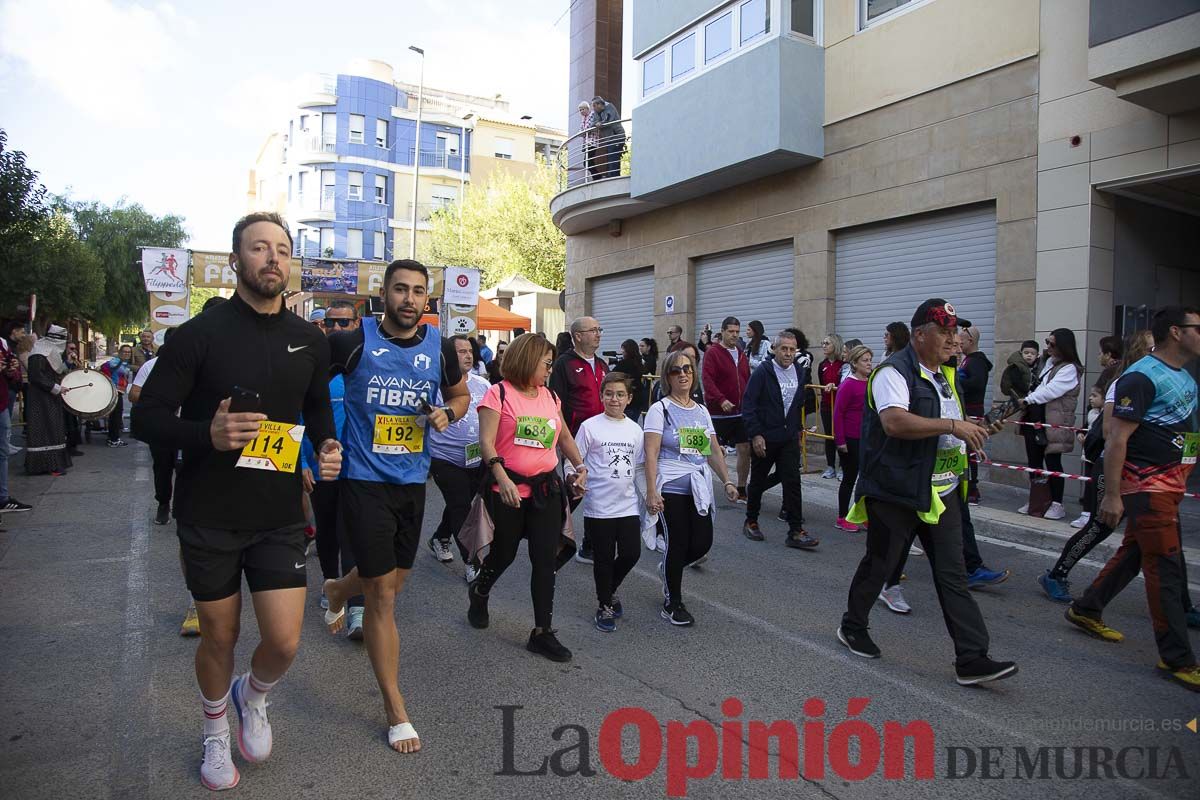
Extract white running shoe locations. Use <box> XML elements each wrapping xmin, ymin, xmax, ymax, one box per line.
<box><xmin>1044</xmin><ymin>502</ymin><xmax>1066</xmax><ymax>520</ymax></box>
<box><xmin>428</xmin><ymin>537</ymin><xmax>454</xmax><ymax>563</ymax></box>
<box><xmin>231</xmin><ymin>674</ymin><xmax>272</xmax><ymax>763</ymax></box>
<box><xmin>821</xmin><ymin>467</ymin><xmax>836</xmax><ymax>479</ymax></box>
<box><xmin>200</xmin><ymin>732</ymin><xmax>239</xmax><ymax>791</ymax></box>
<box><xmin>878</xmin><ymin>585</ymin><xmax>912</xmax><ymax>614</ymax></box>
<box><xmin>910</xmin><ymin>543</ymin><xmax>924</xmax><ymax>556</ymax></box>
<box><xmin>464</xmin><ymin>563</ymin><xmax>480</xmax><ymax>583</ymax></box>
<box><xmin>1070</xmin><ymin>512</ymin><xmax>1091</xmax><ymax>529</ymax></box>
<box><xmin>1017</xmin><ymin>503</ymin><xmax>1029</xmax><ymax>515</ymax></box>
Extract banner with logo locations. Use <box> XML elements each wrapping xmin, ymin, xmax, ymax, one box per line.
<box><xmin>149</xmin><ymin>288</ymin><xmax>190</xmax><ymax>346</ymax></box>
<box><xmin>301</xmin><ymin>258</ymin><xmax>359</xmax><ymax>294</ymax></box>
<box><xmin>443</xmin><ymin>266</ymin><xmax>480</xmax><ymax>306</ymax></box>
<box><xmin>142</xmin><ymin>248</ymin><xmax>189</xmax><ymax>293</ymax></box>
<box><xmin>363</xmin><ymin>263</ymin><xmax>444</xmax><ymax>298</ymax></box>
<box><xmin>444</xmin><ymin>303</ymin><xmax>478</xmax><ymax>337</ymax></box>
<box><xmin>191</xmin><ymin>251</ymin><xmax>302</xmax><ymax>292</ymax></box>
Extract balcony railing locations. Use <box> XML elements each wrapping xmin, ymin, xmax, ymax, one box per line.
<box><xmin>554</xmin><ymin>118</ymin><xmax>631</xmax><ymax>191</ymax></box>
<box><xmin>407</xmin><ymin>148</ymin><xmax>468</xmax><ymax>171</ymax></box>
<box><xmin>405</xmin><ymin>201</ymin><xmax>455</xmax><ymax>222</ymax></box>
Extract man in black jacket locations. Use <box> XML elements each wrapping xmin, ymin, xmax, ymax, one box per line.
<box><xmin>741</xmin><ymin>331</ymin><xmax>817</xmax><ymax>549</ymax></box>
<box><xmin>956</xmin><ymin>325</ymin><xmax>992</xmax><ymax>504</ymax></box>
<box><xmin>591</xmin><ymin>96</ymin><xmax>626</xmax><ymax>178</ymax></box>
<box><xmin>133</xmin><ymin>212</ymin><xmax>342</xmax><ymax>791</ymax></box>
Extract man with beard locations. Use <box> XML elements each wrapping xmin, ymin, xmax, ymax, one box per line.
<box><xmin>321</xmin><ymin>259</ymin><xmax>469</xmax><ymax>755</ymax></box>
<box><xmin>132</xmin><ymin>212</ymin><xmax>341</xmax><ymax>791</ymax></box>
<box><xmin>23</xmin><ymin>324</ymin><xmax>73</xmax><ymax>477</ymax></box>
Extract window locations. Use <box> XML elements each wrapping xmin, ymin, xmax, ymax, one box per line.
<box><xmin>374</xmin><ymin>174</ymin><xmax>387</xmax><ymax>204</ymax></box>
<box><xmin>320</xmin><ymin>170</ymin><xmax>335</xmax><ymax>209</ymax></box>
<box><xmin>705</xmin><ymin>11</ymin><xmax>732</xmax><ymax>62</ymax></box>
<box><xmin>287</xmin><ymin>120</ymin><xmax>293</xmax><ymax>144</ymax></box>
<box><xmin>740</xmin><ymin>0</ymin><xmax>769</xmax><ymax>44</ymax></box>
<box><xmin>373</xmin><ymin>231</ymin><xmax>385</xmax><ymax>259</ymax></box>
<box><xmin>349</xmin><ymin>114</ymin><xmax>365</xmax><ymax>144</ymax></box>
<box><xmin>642</xmin><ymin>51</ymin><xmax>666</xmax><ymax>95</ymax></box>
<box><xmin>493</xmin><ymin>137</ymin><xmax>513</xmax><ymax>159</ymax></box>
<box><xmin>375</xmin><ymin>119</ymin><xmax>388</xmax><ymax>148</ymax></box>
<box><xmin>348</xmin><ymin>171</ymin><xmax>363</xmax><ymax>201</ymax></box>
<box><xmin>862</xmin><ymin>0</ymin><xmax>921</xmax><ymax>27</ymax></box>
<box><xmin>319</xmin><ymin>227</ymin><xmax>334</xmax><ymax>256</ymax></box>
<box><xmin>299</xmin><ymin>114</ymin><xmax>308</xmax><ymax>131</ymax></box>
<box><xmin>287</xmin><ymin>175</ymin><xmax>293</xmax><ymax>202</ymax></box>
<box><xmin>436</xmin><ymin>132</ymin><xmax>460</xmax><ymax>156</ymax></box>
<box><xmin>671</xmin><ymin>34</ymin><xmax>696</xmax><ymax>79</ymax></box>
<box><xmin>296</xmin><ymin>172</ymin><xmax>305</xmax><ymax>206</ymax></box>
<box><xmin>321</xmin><ymin>113</ymin><xmax>336</xmax><ymax>151</ymax></box>
<box><xmin>346</xmin><ymin>229</ymin><xmax>363</xmax><ymax>259</ymax></box>
<box><xmin>431</xmin><ymin>185</ymin><xmax>458</xmax><ymax>209</ymax></box>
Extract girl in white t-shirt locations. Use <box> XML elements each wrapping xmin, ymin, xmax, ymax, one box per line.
<box><xmin>574</xmin><ymin>372</ymin><xmax>645</xmax><ymax>632</ymax></box>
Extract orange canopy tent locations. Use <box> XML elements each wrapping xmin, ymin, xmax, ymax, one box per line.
<box><xmin>419</xmin><ymin>294</ymin><xmax>532</xmax><ymax>331</ymax></box>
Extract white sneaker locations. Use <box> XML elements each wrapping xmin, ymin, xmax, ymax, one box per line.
<box><xmin>878</xmin><ymin>585</ymin><xmax>912</xmax><ymax>614</ymax></box>
<box><xmin>464</xmin><ymin>563</ymin><xmax>480</xmax><ymax>583</ymax></box>
<box><xmin>428</xmin><ymin>537</ymin><xmax>454</xmax><ymax>563</ymax></box>
<box><xmin>200</xmin><ymin>732</ymin><xmax>239</xmax><ymax>791</ymax></box>
<box><xmin>1017</xmin><ymin>503</ymin><xmax>1029</xmax><ymax>515</ymax></box>
<box><xmin>1070</xmin><ymin>512</ymin><xmax>1091</xmax><ymax>529</ymax></box>
<box><xmin>910</xmin><ymin>543</ymin><xmax>924</xmax><ymax>556</ymax></box>
<box><xmin>346</xmin><ymin>606</ymin><xmax>364</xmax><ymax>640</ymax></box>
<box><xmin>231</xmin><ymin>674</ymin><xmax>272</xmax><ymax>763</ymax></box>
<box><xmin>821</xmin><ymin>467</ymin><xmax>836</xmax><ymax>479</ymax></box>
<box><xmin>1044</xmin><ymin>502</ymin><xmax>1066</xmax><ymax>520</ymax></box>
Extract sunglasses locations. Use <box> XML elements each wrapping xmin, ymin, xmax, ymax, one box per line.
<box><xmin>668</xmin><ymin>364</ymin><xmax>695</xmax><ymax>375</ymax></box>
<box><xmin>931</xmin><ymin>372</ymin><xmax>953</xmax><ymax>399</ymax></box>
<box><xmin>322</xmin><ymin>318</ymin><xmax>353</xmax><ymax>329</ymax></box>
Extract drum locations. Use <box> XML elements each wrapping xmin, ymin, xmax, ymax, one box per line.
<box><xmin>60</xmin><ymin>368</ymin><xmax>118</xmax><ymax>420</ymax></box>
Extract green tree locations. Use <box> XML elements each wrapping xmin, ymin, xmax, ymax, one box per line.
<box><xmin>428</xmin><ymin>158</ymin><xmax>565</xmax><ymax>290</ymax></box>
<box><xmin>56</xmin><ymin>198</ymin><xmax>188</xmax><ymax>336</ymax></box>
<box><xmin>0</xmin><ymin>129</ymin><xmax>105</xmax><ymax>325</ymax></box>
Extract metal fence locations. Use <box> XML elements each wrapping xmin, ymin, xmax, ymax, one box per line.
<box><xmin>554</xmin><ymin>118</ymin><xmax>631</xmax><ymax>191</ymax></box>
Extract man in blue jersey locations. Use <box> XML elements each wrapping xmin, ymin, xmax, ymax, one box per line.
<box><xmin>1068</xmin><ymin>306</ymin><xmax>1200</xmax><ymax>692</ymax></box>
<box><xmin>322</xmin><ymin>260</ymin><xmax>470</xmax><ymax>753</ymax></box>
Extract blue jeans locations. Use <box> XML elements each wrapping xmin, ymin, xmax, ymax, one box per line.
<box><xmin>0</xmin><ymin>405</ymin><xmax>10</xmax><ymax>502</ymax></box>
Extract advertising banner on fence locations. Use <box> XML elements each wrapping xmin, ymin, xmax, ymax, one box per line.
<box><xmin>444</xmin><ymin>303</ymin><xmax>478</xmax><ymax>337</ymax></box>
<box><xmin>191</xmin><ymin>251</ymin><xmax>302</xmax><ymax>291</ymax></box>
<box><xmin>148</xmin><ymin>288</ymin><xmax>190</xmax><ymax>346</ymax></box>
<box><xmin>362</xmin><ymin>262</ymin><xmax>444</xmax><ymax>297</ymax></box>
<box><xmin>443</xmin><ymin>266</ymin><xmax>480</xmax><ymax>306</ymax></box>
<box><xmin>301</xmin><ymin>258</ymin><xmax>359</xmax><ymax>294</ymax></box>
<box><xmin>141</xmin><ymin>248</ymin><xmax>189</xmax><ymax>293</ymax></box>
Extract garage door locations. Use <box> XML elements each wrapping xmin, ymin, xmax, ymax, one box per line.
<box><xmin>694</xmin><ymin>242</ymin><xmax>794</xmax><ymax>342</ymax></box>
<box><xmin>589</xmin><ymin>268</ymin><xmax>655</xmax><ymax>360</ymax></box>
<box><xmin>835</xmin><ymin>204</ymin><xmax>996</xmax><ymax>379</ymax></box>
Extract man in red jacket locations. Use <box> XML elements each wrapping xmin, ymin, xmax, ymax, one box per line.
<box><xmin>549</xmin><ymin>315</ymin><xmax>609</xmax><ymax>562</ymax></box>
<box><xmin>702</xmin><ymin>316</ymin><xmax>752</xmax><ymax>501</ymax></box>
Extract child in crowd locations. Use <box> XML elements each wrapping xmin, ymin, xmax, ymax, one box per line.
<box><xmin>1000</xmin><ymin>340</ymin><xmax>1040</xmax><ymax>400</ymax></box>
<box><xmin>573</xmin><ymin>372</ymin><xmax>645</xmax><ymax>632</ymax></box>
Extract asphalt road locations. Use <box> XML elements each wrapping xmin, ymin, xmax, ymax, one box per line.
<box><xmin>1</xmin><ymin>440</ymin><xmax>1198</xmax><ymax>799</ymax></box>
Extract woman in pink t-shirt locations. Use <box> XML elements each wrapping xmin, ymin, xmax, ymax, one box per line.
<box><xmin>471</xmin><ymin>334</ymin><xmax>587</xmax><ymax>663</ymax></box>
<box><xmin>833</xmin><ymin>345</ymin><xmax>872</xmax><ymax>531</ymax></box>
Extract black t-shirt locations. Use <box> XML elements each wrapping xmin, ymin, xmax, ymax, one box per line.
<box><xmin>132</xmin><ymin>293</ymin><xmax>334</xmax><ymax>531</ymax></box>
<box><xmin>328</xmin><ymin>324</ymin><xmax>463</xmax><ymax>391</ymax></box>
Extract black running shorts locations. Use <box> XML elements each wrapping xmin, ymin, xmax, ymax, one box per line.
<box><xmin>712</xmin><ymin>416</ymin><xmax>748</xmax><ymax>446</ymax></box>
<box><xmin>338</xmin><ymin>479</ymin><xmax>426</xmax><ymax>578</ymax></box>
<box><xmin>177</xmin><ymin>522</ymin><xmax>308</xmax><ymax>602</ymax></box>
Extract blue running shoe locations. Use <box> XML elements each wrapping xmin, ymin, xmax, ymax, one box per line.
<box><xmin>1038</xmin><ymin>570</ymin><xmax>1073</xmax><ymax>603</ymax></box>
<box><xmin>967</xmin><ymin>566</ymin><xmax>1010</xmax><ymax>589</ymax></box>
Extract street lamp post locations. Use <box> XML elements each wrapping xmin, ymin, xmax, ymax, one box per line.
<box><xmin>408</xmin><ymin>45</ymin><xmax>425</xmax><ymax>259</ymax></box>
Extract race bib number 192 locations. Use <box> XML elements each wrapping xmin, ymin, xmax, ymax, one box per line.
<box><xmin>373</xmin><ymin>414</ymin><xmax>425</xmax><ymax>454</ymax></box>
<box><xmin>237</xmin><ymin>421</ymin><xmax>305</xmax><ymax>473</ymax></box>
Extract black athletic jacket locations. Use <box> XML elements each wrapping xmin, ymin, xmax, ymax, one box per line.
<box><xmin>132</xmin><ymin>293</ymin><xmax>334</xmax><ymax>531</ymax></box>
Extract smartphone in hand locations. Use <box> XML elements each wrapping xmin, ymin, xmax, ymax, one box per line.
<box><xmin>229</xmin><ymin>386</ymin><xmax>260</xmax><ymax>414</ymax></box>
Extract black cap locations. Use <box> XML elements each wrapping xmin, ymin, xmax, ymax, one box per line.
<box><xmin>911</xmin><ymin>298</ymin><xmax>965</xmax><ymax>330</ymax></box>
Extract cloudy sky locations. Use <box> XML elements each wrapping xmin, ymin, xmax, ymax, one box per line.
<box><xmin>0</xmin><ymin>0</ymin><xmax>627</xmax><ymax>249</ymax></box>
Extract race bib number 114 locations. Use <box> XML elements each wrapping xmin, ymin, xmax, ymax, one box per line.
<box><xmin>237</xmin><ymin>421</ymin><xmax>305</xmax><ymax>473</ymax></box>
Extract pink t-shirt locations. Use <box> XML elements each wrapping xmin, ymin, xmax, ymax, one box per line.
<box><xmin>479</xmin><ymin>381</ymin><xmax>563</xmax><ymax>498</ymax></box>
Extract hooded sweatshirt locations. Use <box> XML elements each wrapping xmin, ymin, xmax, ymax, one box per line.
<box><xmin>999</xmin><ymin>350</ymin><xmax>1032</xmax><ymax>400</ymax></box>
<box><xmin>957</xmin><ymin>350</ymin><xmax>993</xmax><ymax>416</ymax></box>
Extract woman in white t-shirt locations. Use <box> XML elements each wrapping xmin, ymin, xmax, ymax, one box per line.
<box><xmin>644</xmin><ymin>350</ymin><xmax>739</xmax><ymax>627</ymax></box>
<box><xmin>574</xmin><ymin>372</ymin><xmax>645</xmax><ymax>632</ymax></box>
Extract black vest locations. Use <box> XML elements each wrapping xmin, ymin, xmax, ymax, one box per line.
<box><xmin>853</xmin><ymin>345</ymin><xmax>964</xmax><ymax>515</ymax></box>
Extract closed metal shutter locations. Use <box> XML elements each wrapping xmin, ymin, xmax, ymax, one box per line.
<box><xmin>588</xmin><ymin>268</ymin><xmax>655</xmax><ymax>361</ymax></box>
<box><xmin>835</xmin><ymin>204</ymin><xmax>996</xmax><ymax>388</ymax></box>
<box><xmin>694</xmin><ymin>242</ymin><xmax>795</xmax><ymax>341</ymax></box>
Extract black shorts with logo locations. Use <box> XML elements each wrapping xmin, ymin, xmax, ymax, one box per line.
<box><xmin>177</xmin><ymin>522</ymin><xmax>308</xmax><ymax>602</ymax></box>
<box><xmin>712</xmin><ymin>416</ymin><xmax>748</xmax><ymax>446</ymax></box>
<box><xmin>339</xmin><ymin>479</ymin><xmax>426</xmax><ymax>578</ymax></box>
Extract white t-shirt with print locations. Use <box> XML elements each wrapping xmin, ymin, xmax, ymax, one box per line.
<box><xmin>872</xmin><ymin>363</ymin><xmax>965</xmax><ymax>496</ymax></box>
<box><xmin>574</xmin><ymin>413</ymin><xmax>645</xmax><ymax>518</ymax></box>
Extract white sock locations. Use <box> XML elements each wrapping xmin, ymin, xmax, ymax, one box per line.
<box><xmin>202</xmin><ymin>690</ymin><xmax>229</xmax><ymax>737</ymax></box>
<box><xmin>242</xmin><ymin>671</ymin><xmax>278</xmax><ymax>706</ymax></box>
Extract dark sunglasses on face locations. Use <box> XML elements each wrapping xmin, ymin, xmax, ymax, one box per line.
<box><xmin>668</xmin><ymin>364</ymin><xmax>694</xmax><ymax>375</ymax></box>
<box><xmin>323</xmin><ymin>318</ymin><xmax>353</xmax><ymax>329</ymax></box>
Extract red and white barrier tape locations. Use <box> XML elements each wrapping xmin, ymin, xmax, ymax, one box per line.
<box><xmin>969</xmin><ymin>456</ymin><xmax>1199</xmax><ymax>500</ymax></box>
<box><xmin>970</xmin><ymin>416</ymin><xmax>1089</xmax><ymax>434</ymax></box>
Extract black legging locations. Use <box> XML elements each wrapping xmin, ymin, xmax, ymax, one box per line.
<box><xmin>662</xmin><ymin>492</ymin><xmax>714</xmax><ymax>608</ymax></box>
<box><xmin>587</xmin><ymin>515</ymin><xmax>640</xmax><ymax>606</ymax></box>
<box><xmin>476</xmin><ymin>487</ymin><xmax>563</xmax><ymax>629</ymax></box>
<box><xmin>837</xmin><ymin>438</ymin><xmax>860</xmax><ymax>518</ymax></box>
<box><xmin>1024</xmin><ymin>436</ymin><xmax>1065</xmax><ymax>503</ymax></box>
<box><xmin>1050</xmin><ymin>458</ymin><xmax>1111</xmax><ymax>580</ymax></box>
<box><xmin>430</xmin><ymin>457</ymin><xmax>483</xmax><ymax>562</ymax></box>
<box><xmin>820</xmin><ymin>406</ymin><xmax>839</xmax><ymax>469</ymax></box>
